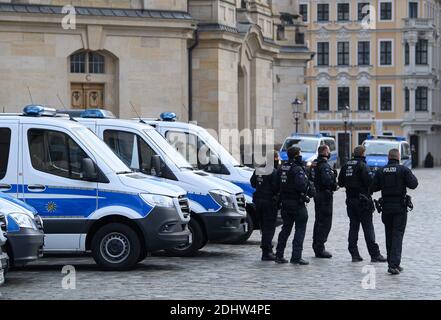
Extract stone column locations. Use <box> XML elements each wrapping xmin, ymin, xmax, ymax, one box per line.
<box><xmin>409</xmin><ymin>86</ymin><xmax>416</xmax><ymax>119</ymax></box>
<box><xmin>409</xmin><ymin>38</ymin><xmax>417</xmax><ymax>73</ymax></box>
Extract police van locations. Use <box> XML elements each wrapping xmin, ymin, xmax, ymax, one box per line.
<box><xmin>0</xmin><ymin>106</ymin><xmax>191</xmax><ymax>270</ymax></box>
<box><xmin>143</xmin><ymin>113</ymin><xmax>266</xmax><ymax>243</ymax></box>
<box><xmin>0</xmin><ymin>193</ymin><xmax>44</xmax><ymax>270</ymax></box>
<box><xmin>280</xmin><ymin>134</ymin><xmax>338</xmax><ymax>168</ymax></box>
<box><xmin>0</xmin><ymin>212</ymin><xmax>8</xmax><ymax>285</ymax></box>
<box><xmin>362</xmin><ymin>136</ymin><xmax>412</xmax><ymax>171</ymax></box>
<box><xmin>67</xmin><ymin>109</ymin><xmax>248</xmax><ymax>256</ymax></box>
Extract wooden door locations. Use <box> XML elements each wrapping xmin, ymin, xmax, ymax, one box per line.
<box><xmin>71</xmin><ymin>83</ymin><xmax>104</xmax><ymax>109</ymax></box>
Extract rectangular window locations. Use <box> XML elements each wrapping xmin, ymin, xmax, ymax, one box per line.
<box><xmin>358</xmin><ymin>2</ymin><xmax>370</xmax><ymax>21</ymax></box>
<box><xmin>415</xmin><ymin>87</ymin><xmax>428</xmax><ymax>111</ymax></box>
<box><xmin>317</xmin><ymin>4</ymin><xmax>329</xmax><ymax>22</ymax></box>
<box><xmin>405</xmin><ymin>43</ymin><xmax>410</xmax><ymax>65</ymax></box>
<box><xmin>358</xmin><ymin>87</ymin><xmax>370</xmax><ymax>111</ymax></box>
<box><xmin>88</xmin><ymin>52</ymin><xmax>105</xmax><ymax>74</ymax></box>
<box><xmin>409</xmin><ymin>2</ymin><xmax>418</xmax><ymax>18</ymax></box>
<box><xmin>299</xmin><ymin>4</ymin><xmax>308</xmax><ymax>22</ymax></box>
<box><xmin>70</xmin><ymin>52</ymin><xmax>86</xmax><ymax>73</ymax></box>
<box><xmin>338</xmin><ymin>42</ymin><xmax>350</xmax><ymax>66</ymax></box>
<box><xmin>358</xmin><ymin>41</ymin><xmax>370</xmax><ymax>65</ymax></box>
<box><xmin>28</xmin><ymin>129</ymin><xmax>94</xmax><ymax>180</ymax></box>
<box><xmin>0</xmin><ymin>128</ymin><xmax>11</xmax><ymax>179</ymax></box>
<box><xmin>380</xmin><ymin>40</ymin><xmax>393</xmax><ymax>66</ymax></box>
<box><xmin>338</xmin><ymin>87</ymin><xmax>350</xmax><ymax>110</ymax></box>
<box><xmin>317</xmin><ymin>87</ymin><xmax>330</xmax><ymax>111</ymax></box>
<box><xmin>317</xmin><ymin>42</ymin><xmax>329</xmax><ymax>66</ymax></box>
<box><xmin>380</xmin><ymin>2</ymin><xmax>392</xmax><ymax>20</ymax></box>
<box><xmin>416</xmin><ymin>39</ymin><xmax>428</xmax><ymax>65</ymax></box>
<box><xmin>337</xmin><ymin>3</ymin><xmax>350</xmax><ymax>21</ymax></box>
<box><xmin>405</xmin><ymin>88</ymin><xmax>410</xmax><ymax>112</ymax></box>
<box><xmin>358</xmin><ymin>132</ymin><xmax>370</xmax><ymax>145</ymax></box>
<box><xmin>380</xmin><ymin>86</ymin><xmax>393</xmax><ymax>111</ymax></box>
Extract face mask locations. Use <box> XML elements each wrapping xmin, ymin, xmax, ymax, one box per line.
<box><xmin>295</xmin><ymin>155</ymin><xmax>303</xmax><ymax>163</ymax></box>
<box><xmin>326</xmin><ymin>154</ymin><xmax>331</xmax><ymax>159</ymax></box>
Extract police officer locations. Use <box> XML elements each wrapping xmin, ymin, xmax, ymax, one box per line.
<box><xmin>275</xmin><ymin>146</ymin><xmax>314</xmax><ymax>265</ymax></box>
<box><xmin>372</xmin><ymin>148</ymin><xmax>418</xmax><ymax>275</ymax></box>
<box><xmin>250</xmin><ymin>151</ymin><xmax>280</xmax><ymax>261</ymax></box>
<box><xmin>338</xmin><ymin>146</ymin><xmax>386</xmax><ymax>263</ymax></box>
<box><xmin>311</xmin><ymin>145</ymin><xmax>337</xmax><ymax>258</ymax></box>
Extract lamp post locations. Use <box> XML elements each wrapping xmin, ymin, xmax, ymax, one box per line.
<box><xmin>342</xmin><ymin>105</ymin><xmax>350</xmax><ymax>165</ymax></box>
<box><xmin>292</xmin><ymin>98</ymin><xmax>303</xmax><ymax>133</ymax></box>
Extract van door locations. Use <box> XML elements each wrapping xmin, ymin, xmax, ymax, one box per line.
<box><xmin>21</xmin><ymin>125</ymin><xmax>99</xmax><ymax>251</ymax></box>
<box><xmin>0</xmin><ymin>122</ymin><xmax>19</xmax><ymax>197</ymax></box>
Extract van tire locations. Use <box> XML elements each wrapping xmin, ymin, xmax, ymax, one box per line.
<box><xmin>164</xmin><ymin>218</ymin><xmax>203</xmax><ymax>257</ymax></box>
<box><xmin>91</xmin><ymin>223</ymin><xmax>141</xmax><ymax>271</ymax></box>
<box><xmin>226</xmin><ymin>213</ymin><xmax>254</xmax><ymax>244</ymax></box>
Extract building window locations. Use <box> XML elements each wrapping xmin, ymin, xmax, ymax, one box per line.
<box><xmin>358</xmin><ymin>87</ymin><xmax>370</xmax><ymax>111</ymax></box>
<box><xmin>380</xmin><ymin>40</ymin><xmax>393</xmax><ymax>66</ymax></box>
<box><xmin>70</xmin><ymin>51</ymin><xmax>105</xmax><ymax>74</ymax></box>
<box><xmin>338</xmin><ymin>42</ymin><xmax>350</xmax><ymax>66</ymax></box>
<box><xmin>405</xmin><ymin>88</ymin><xmax>410</xmax><ymax>112</ymax></box>
<box><xmin>317</xmin><ymin>42</ymin><xmax>329</xmax><ymax>66</ymax></box>
<box><xmin>405</xmin><ymin>43</ymin><xmax>410</xmax><ymax>65</ymax></box>
<box><xmin>338</xmin><ymin>87</ymin><xmax>350</xmax><ymax>110</ymax></box>
<box><xmin>358</xmin><ymin>2</ymin><xmax>370</xmax><ymax>21</ymax></box>
<box><xmin>317</xmin><ymin>87</ymin><xmax>330</xmax><ymax>111</ymax></box>
<box><xmin>380</xmin><ymin>2</ymin><xmax>393</xmax><ymax>20</ymax></box>
<box><xmin>415</xmin><ymin>87</ymin><xmax>428</xmax><ymax>111</ymax></box>
<box><xmin>409</xmin><ymin>2</ymin><xmax>418</xmax><ymax>18</ymax></box>
<box><xmin>337</xmin><ymin>3</ymin><xmax>350</xmax><ymax>21</ymax></box>
<box><xmin>380</xmin><ymin>86</ymin><xmax>393</xmax><ymax>111</ymax></box>
<box><xmin>416</xmin><ymin>39</ymin><xmax>428</xmax><ymax>65</ymax></box>
<box><xmin>299</xmin><ymin>4</ymin><xmax>308</xmax><ymax>22</ymax></box>
<box><xmin>317</xmin><ymin>4</ymin><xmax>329</xmax><ymax>22</ymax></box>
<box><xmin>358</xmin><ymin>132</ymin><xmax>370</xmax><ymax>145</ymax></box>
<box><xmin>358</xmin><ymin>41</ymin><xmax>370</xmax><ymax>65</ymax></box>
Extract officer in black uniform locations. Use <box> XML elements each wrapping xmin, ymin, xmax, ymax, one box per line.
<box><xmin>250</xmin><ymin>151</ymin><xmax>280</xmax><ymax>261</ymax></box>
<box><xmin>338</xmin><ymin>146</ymin><xmax>386</xmax><ymax>263</ymax></box>
<box><xmin>311</xmin><ymin>145</ymin><xmax>337</xmax><ymax>258</ymax></box>
<box><xmin>275</xmin><ymin>146</ymin><xmax>314</xmax><ymax>265</ymax></box>
<box><xmin>372</xmin><ymin>148</ymin><xmax>418</xmax><ymax>275</ymax></box>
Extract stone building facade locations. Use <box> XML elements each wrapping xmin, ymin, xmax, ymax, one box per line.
<box><xmin>0</xmin><ymin>0</ymin><xmax>312</xmax><ymax>149</ymax></box>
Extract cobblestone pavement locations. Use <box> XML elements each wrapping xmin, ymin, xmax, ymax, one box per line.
<box><xmin>1</xmin><ymin>168</ymin><xmax>440</xmax><ymax>300</ymax></box>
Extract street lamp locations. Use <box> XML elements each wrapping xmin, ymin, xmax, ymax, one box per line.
<box><xmin>292</xmin><ymin>98</ymin><xmax>303</xmax><ymax>133</ymax></box>
<box><xmin>342</xmin><ymin>105</ymin><xmax>350</xmax><ymax>165</ymax></box>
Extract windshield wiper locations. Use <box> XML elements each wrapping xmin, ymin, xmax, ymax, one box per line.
<box><xmin>116</xmin><ymin>170</ymin><xmax>133</xmax><ymax>175</ymax></box>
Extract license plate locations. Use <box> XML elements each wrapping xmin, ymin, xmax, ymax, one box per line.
<box><xmin>188</xmin><ymin>233</ymin><xmax>193</xmax><ymax>245</ymax></box>
<box><xmin>244</xmin><ymin>223</ymin><xmax>248</xmax><ymax>233</ymax></box>
<box><xmin>0</xmin><ymin>269</ymin><xmax>4</xmax><ymax>285</ymax></box>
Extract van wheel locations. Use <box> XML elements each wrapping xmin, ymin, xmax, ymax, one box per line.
<box><xmin>226</xmin><ymin>214</ymin><xmax>254</xmax><ymax>244</ymax></box>
<box><xmin>164</xmin><ymin>218</ymin><xmax>203</xmax><ymax>257</ymax></box>
<box><xmin>91</xmin><ymin>223</ymin><xmax>141</xmax><ymax>271</ymax></box>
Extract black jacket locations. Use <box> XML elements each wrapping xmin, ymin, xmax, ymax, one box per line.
<box><xmin>338</xmin><ymin>156</ymin><xmax>372</xmax><ymax>196</ymax></box>
<box><xmin>250</xmin><ymin>168</ymin><xmax>279</xmax><ymax>202</ymax></box>
<box><xmin>312</xmin><ymin>156</ymin><xmax>337</xmax><ymax>192</ymax></box>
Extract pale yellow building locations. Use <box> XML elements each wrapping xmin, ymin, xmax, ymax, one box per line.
<box><xmin>0</xmin><ymin>0</ymin><xmax>312</xmax><ymax>149</ymax></box>
<box><xmin>300</xmin><ymin>0</ymin><xmax>441</xmax><ymax>166</ymax></box>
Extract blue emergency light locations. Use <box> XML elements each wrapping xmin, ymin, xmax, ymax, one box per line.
<box><xmin>160</xmin><ymin>112</ymin><xmax>177</xmax><ymax>122</ymax></box>
<box><xmin>23</xmin><ymin>105</ymin><xmax>57</xmax><ymax>117</ymax></box>
<box><xmin>366</xmin><ymin>135</ymin><xmax>406</xmax><ymax>141</ymax></box>
<box><xmin>81</xmin><ymin>109</ymin><xmax>115</xmax><ymax>119</ymax></box>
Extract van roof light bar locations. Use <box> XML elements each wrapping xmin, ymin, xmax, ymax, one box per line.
<box><xmin>81</xmin><ymin>109</ymin><xmax>115</xmax><ymax>119</ymax></box>
<box><xmin>23</xmin><ymin>105</ymin><xmax>57</xmax><ymax>117</ymax></box>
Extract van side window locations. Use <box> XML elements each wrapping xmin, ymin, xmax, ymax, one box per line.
<box><xmin>165</xmin><ymin>131</ymin><xmax>210</xmax><ymax>169</ymax></box>
<box><xmin>324</xmin><ymin>139</ymin><xmax>336</xmax><ymax>152</ymax></box>
<box><xmin>0</xmin><ymin>128</ymin><xmax>11</xmax><ymax>179</ymax></box>
<box><xmin>28</xmin><ymin>129</ymin><xmax>90</xmax><ymax>180</ymax></box>
<box><xmin>103</xmin><ymin>130</ymin><xmax>158</xmax><ymax>175</ymax></box>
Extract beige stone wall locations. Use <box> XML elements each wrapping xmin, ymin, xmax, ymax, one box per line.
<box><xmin>250</xmin><ymin>57</ymin><xmax>273</xmax><ymax>130</ymax></box>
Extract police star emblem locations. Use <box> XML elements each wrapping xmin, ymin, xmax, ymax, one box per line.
<box><xmin>46</xmin><ymin>201</ymin><xmax>57</xmax><ymax>213</ymax></box>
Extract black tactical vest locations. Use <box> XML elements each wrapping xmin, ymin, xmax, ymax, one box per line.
<box><xmin>343</xmin><ymin>159</ymin><xmax>362</xmax><ymax>190</ymax></box>
<box><xmin>280</xmin><ymin>162</ymin><xmax>300</xmax><ymax>198</ymax></box>
<box><xmin>380</xmin><ymin>164</ymin><xmax>405</xmax><ymax>198</ymax></box>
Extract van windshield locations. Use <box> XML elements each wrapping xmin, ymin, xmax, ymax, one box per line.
<box><xmin>198</xmin><ymin>128</ymin><xmax>241</xmax><ymax>166</ymax></box>
<box><xmin>72</xmin><ymin>127</ymin><xmax>132</xmax><ymax>173</ymax></box>
<box><xmin>143</xmin><ymin>129</ymin><xmax>193</xmax><ymax>170</ymax></box>
<box><xmin>282</xmin><ymin>138</ymin><xmax>319</xmax><ymax>153</ymax></box>
<box><xmin>364</xmin><ymin>141</ymin><xmax>400</xmax><ymax>156</ymax></box>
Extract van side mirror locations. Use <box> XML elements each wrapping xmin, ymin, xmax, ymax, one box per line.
<box><xmin>82</xmin><ymin>158</ymin><xmax>97</xmax><ymax>181</ymax></box>
<box><xmin>151</xmin><ymin>155</ymin><xmax>162</xmax><ymax>176</ymax></box>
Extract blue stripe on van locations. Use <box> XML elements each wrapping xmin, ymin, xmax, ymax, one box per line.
<box><xmin>187</xmin><ymin>193</ymin><xmax>222</xmax><ymax>212</ymax></box>
<box><xmin>230</xmin><ymin>182</ymin><xmax>255</xmax><ymax>198</ymax></box>
<box><xmin>6</xmin><ymin>215</ymin><xmax>20</xmax><ymax>233</ymax></box>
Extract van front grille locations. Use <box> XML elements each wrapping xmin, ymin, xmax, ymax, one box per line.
<box><xmin>236</xmin><ymin>194</ymin><xmax>246</xmax><ymax>211</ymax></box>
<box><xmin>178</xmin><ymin>196</ymin><xmax>191</xmax><ymax>219</ymax></box>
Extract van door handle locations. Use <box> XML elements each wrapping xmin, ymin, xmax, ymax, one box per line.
<box><xmin>0</xmin><ymin>184</ymin><xmax>11</xmax><ymax>191</ymax></box>
<box><xmin>27</xmin><ymin>184</ymin><xmax>47</xmax><ymax>192</ymax></box>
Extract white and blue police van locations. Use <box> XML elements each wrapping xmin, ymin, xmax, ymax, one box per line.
<box><xmin>0</xmin><ymin>192</ymin><xmax>44</xmax><ymax>272</ymax></box>
<box><xmin>280</xmin><ymin>133</ymin><xmax>338</xmax><ymax>168</ymax></box>
<box><xmin>0</xmin><ymin>106</ymin><xmax>191</xmax><ymax>270</ymax></box>
<box><xmin>143</xmin><ymin>113</ymin><xmax>267</xmax><ymax>243</ymax></box>
<box><xmin>66</xmin><ymin>109</ymin><xmax>248</xmax><ymax>256</ymax></box>
<box><xmin>0</xmin><ymin>212</ymin><xmax>8</xmax><ymax>285</ymax></box>
<box><xmin>362</xmin><ymin>135</ymin><xmax>412</xmax><ymax>171</ymax></box>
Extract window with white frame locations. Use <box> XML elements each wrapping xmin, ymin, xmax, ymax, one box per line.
<box><xmin>338</xmin><ymin>42</ymin><xmax>350</xmax><ymax>66</ymax></box>
<box><xmin>358</xmin><ymin>2</ymin><xmax>370</xmax><ymax>21</ymax></box>
<box><xmin>318</xmin><ymin>87</ymin><xmax>330</xmax><ymax>111</ymax></box>
<box><xmin>338</xmin><ymin>87</ymin><xmax>350</xmax><ymax>110</ymax></box>
<box><xmin>317</xmin><ymin>3</ymin><xmax>329</xmax><ymax>22</ymax></box>
<box><xmin>338</xmin><ymin>3</ymin><xmax>350</xmax><ymax>21</ymax></box>
<box><xmin>317</xmin><ymin>42</ymin><xmax>329</xmax><ymax>66</ymax></box>
<box><xmin>379</xmin><ymin>1</ymin><xmax>393</xmax><ymax>21</ymax></box>
<box><xmin>409</xmin><ymin>2</ymin><xmax>418</xmax><ymax>18</ymax></box>
<box><xmin>358</xmin><ymin>41</ymin><xmax>370</xmax><ymax>65</ymax></box>
<box><xmin>379</xmin><ymin>40</ymin><xmax>393</xmax><ymax>66</ymax></box>
<box><xmin>299</xmin><ymin>3</ymin><xmax>308</xmax><ymax>22</ymax></box>
<box><xmin>379</xmin><ymin>86</ymin><xmax>393</xmax><ymax>111</ymax></box>
<box><xmin>358</xmin><ymin>87</ymin><xmax>370</xmax><ymax>111</ymax></box>
<box><xmin>415</xmin><ymin>87</ymin><xmax>428</xmax><ymax>111</ymax></box>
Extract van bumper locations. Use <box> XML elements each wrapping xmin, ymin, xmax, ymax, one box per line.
<box><xmin>201</xmin><ymin>208</ymin><xmax>247</xmax><ymax>242</ymax></box>
<box><xmin>7</xmin><ymin>228</ymin><xmax>44</xmax><ymax>267</ymax></box>
<box><xmin>135</xmin><ymin>206</ymin><xmax>190</xmax><ymax>252</ymax></box>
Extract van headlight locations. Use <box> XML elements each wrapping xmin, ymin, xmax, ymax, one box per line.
<box><xmin>306</xmin><ymin>161</ymin><xmax>313</xmax><ymax>167</ymax></box>
<box><xmin>9</xmin><ymin>213</ymin><xmax>38</xmax><ymax>230</ymax></box>
<box><xmin>209</xmin><ymin>190</ymin><xmax>235</xmax><ymax>209</ymax></box>
<box><xmin>140</xmin><ymin>194</ymin><xmax>175</xmax><ymax>208</ymax></box>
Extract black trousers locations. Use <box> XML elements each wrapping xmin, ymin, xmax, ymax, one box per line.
<box><xmin>312</xmin><ymin>191</ymin><xmax>333</xmax><ymax>254</ymax></box>
<box><xmin>254</xmin><ymin>199</ymin><xmax>278</xmax><ymax>252</ymax></box>
<box><xmin>382</xmin><ymin>210</ymin><xmax>407</xmax><ymax>268</ymax></box>
<box><xmin>346</xmin><ymin>197</ymin><xmax>380</xmax><ymax>258</ymax></box>
<box><xmin>276</xmin><ymin>200</ymin><xmax>308</xmax><ymax>260</ymax></box>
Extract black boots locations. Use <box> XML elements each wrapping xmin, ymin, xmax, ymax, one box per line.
<box><xmin>275</xmin><ymin>256</ymin><xmax>288</xmax><ymax>264</ymax></box>
<box><xmin>371</xmin><ymin>254</ymin><xmax>387</xmax><ymax>263</ymax></box>
<box><xmin>261</xmin><ymin>251</ymin><xmax>276</xmax><ymax>261</ymax></box>
<box><xmin>352</xmin><ymin>255</ymin><xmax>363</xmax><ymax>262</ymax></box>
<box><xmin>290</xmin><ymin>258</ymin><xmax>309</xmax><ymax>265</ymax></box>
<box><xmin>388</xmin><ymin>267</ymin><xmax>400</xmax><ymax>275</ymax></box>
<box><xmin>315</xmin><ymin>250</ymin><xmax>333</xmax><ymax>259</ymax></box>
